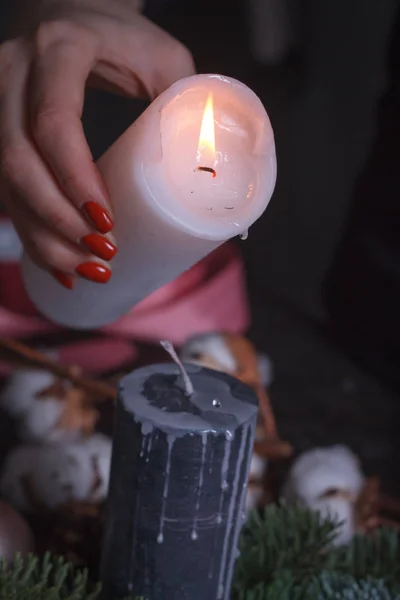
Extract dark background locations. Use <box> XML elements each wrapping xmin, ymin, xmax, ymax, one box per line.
<box><xmin>1</xmin><ymin>0</ymin><xmax>400</xmax><ymax>492</ymax></box>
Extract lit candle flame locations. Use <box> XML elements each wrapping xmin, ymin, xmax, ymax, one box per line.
<box><xmin>198</xmin><ymin>93</ymin><xmax>216</xmax><ymax>160</ymax></box>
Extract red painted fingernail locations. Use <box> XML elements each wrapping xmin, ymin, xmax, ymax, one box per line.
<box><xmin>82</xmin><ymin>202</ymin><xmax>113</xmax><ymax>234</ymax></box>
<box><xmin>81</xmin><ymin>233</ymin><xmax>117</xmax><ymax>261</ymax></box>
<box><xmin>76</xmin><ymin>262</ymin><xmax>111</xmax><ymax>284</ymax></box>
<box><xmin>52</xmin><ymin>270</ymin><xmax>74</xmax><ymax>290</ymax></box>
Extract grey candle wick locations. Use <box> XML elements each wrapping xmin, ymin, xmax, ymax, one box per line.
<box><xmin>160</xmin><ymin>340</ymin><xmax>194</xmax><ymax>397</ymax></box>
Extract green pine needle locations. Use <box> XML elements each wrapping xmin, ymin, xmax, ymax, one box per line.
<box><xmin>233</xmin><ymin>502</ymin><xmax>338</xmax><ymax>593</ymax></box>
<box><xmin>309</xmin><ymin>572</ymin><xmax>399</xmax><ymax>599</ymax></box>
<box><xmin>0</xmin><ymin>504</ymin><xmax>399</xmax><ymax>600</ymax></box>
<box><xmin>0</xmin><ymin>553</ymin><xmax>101</xmax><ymax>600</ymax></box>
<box><xmin>334</xmin><ymin>529</ymin><xmax>400</xmax><ymax>587</ymax></box>
<box><xmin>232</xmin><ymin>503</ymin><xmax>400</xmax><ymax>600</ymax></box>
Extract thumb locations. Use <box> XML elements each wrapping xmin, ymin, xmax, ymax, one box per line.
<box><xmin>93</xmin><ymin>14</ymin><xmax>196</xmax><ymax>99</ymax></box>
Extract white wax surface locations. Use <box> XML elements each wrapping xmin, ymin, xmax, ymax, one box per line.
<box><xmin>22</xmin><ymin>74</ymin><xmax>277</xmax><ymax>329</ymax></box>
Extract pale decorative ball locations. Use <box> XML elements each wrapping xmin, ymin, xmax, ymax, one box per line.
<box><xmin>0</xmin><ymin>434</ymin><xmax>112</xmax><ymax>512</ymax></box>
<box><xmin>0</xmin><ymin>369</ymin><xmax>56</xmax><ymax>418</ymax></box>
<box><xmin>0</xmin><ymin>500</ymin><xmax>34</xmax><ymax>561</ymax></box>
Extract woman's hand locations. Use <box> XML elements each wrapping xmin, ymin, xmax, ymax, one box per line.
<box><xmin>0</xmin><ymin>0</ymin><xmax>195</xmax><ymax>288</ymax></box>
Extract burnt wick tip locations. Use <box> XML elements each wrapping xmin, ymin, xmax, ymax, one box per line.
<box><xmin>196</xmin><ymin>166</ymin><xmax>216</xmax><ymax>178</ymax></box>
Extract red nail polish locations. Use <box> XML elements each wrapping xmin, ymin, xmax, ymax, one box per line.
<box><xmin>82</xmin><ymin>202</ymin><xmax>113</xmax><ymax>234</ymax></box>
<box><xmin>52</xmin><ymin>270</ymin><xmax>74</xmax><ymax>290</ymax></box>
<box><xmin>76</xmin><ymin>262</ymin><xmax>111</xmax><ymax>284</ymax></box>
<box><xmin>82</xmin><ymin>233</ymin><xmax>117</xmax><ymax>261</ymax></box>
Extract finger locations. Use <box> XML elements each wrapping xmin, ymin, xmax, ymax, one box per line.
<box><xmin>0</xmin><ymin>42</ymin><xmax>116</xmax><ymax>263</ymax></box>
<box><xmin>6</xmin><ymin>198</ymin><xmax>112</xmax><ymax>287</ymax></box>
<box><xmin>93</xmin><ymin>14</ymin><xmax>196</xmax><ymax>99</ymax></box>
<box><xmin>86</xmin><ymin>71</ymin><xmax>148</xmax><ymax>98</ymax></box>
<box><xmin>29</xmin><ymin>25</ymin><xmax>113</xmax><ymax>232</ymax></box>
<box><xmin>6</xmin><ymin>196</ymin><xmax>85</xmax><ymax>271</ymax></box>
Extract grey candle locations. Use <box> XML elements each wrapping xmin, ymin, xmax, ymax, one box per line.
<box><xmin>100</xmin><ymin>362</ymin><xmax>258</xmax><ymax>600</ymax></box>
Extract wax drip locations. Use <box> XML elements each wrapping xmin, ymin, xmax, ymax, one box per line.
<box><xmin>223</xmin><ymin>425</ymin><xmax>254</xmax><ymax>600</ymax></box>
<box><xmin>160</xmin><ymin>340</ymin><xmax>194</xmax><ymax>397</ymax></box>
<box><xmin>217</xmin><ymin>425</ymin><xmax>248</xmax><ymax>599</ymax></box>
<box><xmin>208</xmin><ymin>437</ymin><xmax>232</xmax><ymax>581</ymax></box>
<box><xmin>139</xmin><ymin>436</ymin><xmax>146</xmax><ymax>458</ymax></box>
<box><xmin>157</xmin><ymin>435</ymin><xmax>174</xmax><ymax>544</ymax></box>
<box><xmin>216</xmin><ymin>438</ymin><xmax>232</xmax><ymax>525</ymax></box>
<box><xmin>191</xmin><ymin>432</ymin><xmax>208</xmax><ymax>541</ymax></box>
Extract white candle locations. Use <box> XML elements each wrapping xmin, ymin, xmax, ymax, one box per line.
<box><xmin>21</xmin><ymin>74</ymin><xmax>277</xmax><ymax>329</ymax></box>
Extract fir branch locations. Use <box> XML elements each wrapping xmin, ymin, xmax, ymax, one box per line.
<box><xmin>232</xmin><ymin>503</ymin><xmax>400</xmax><ymax>600</ymax></box>
<box><xmin>307</xmin><ymin>572</ymin><xmax>398</xmax><ymax>600</ymax></box>
<box><xmin>232</xmin><ymin>502</ymin><xmax>338</xmax><ymax>594</ymax></box>
<box><xmin>0</xmin><ymin>553</ymin><xmax>101</xmax><ymax>600</ymax></box>
<box><xmin>333</xmin><ymin>529</ymin><xmax>400</xmax><ymax>590</ymax></box>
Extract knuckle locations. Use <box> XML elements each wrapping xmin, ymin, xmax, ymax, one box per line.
<box><xmin>169</xmin><ymin>40</ymin><xmax>194</xmax><ymax>74</ymax></box>
<box><xmin>33</xmin><ymin>19</ymin><xmax>94</xmax><ymax>55</ymax></box>
<box><xmin>46</xmin><ymin>208</ymin><xmax>70</xmax><ymax>234</ymax></box>
<box><xmin>34</xmin><ymin>19</ymin><xmax>77</xmax><ymax>53</ymax></box>
<box><xmin>57</xmin><ymin>169</ymin><xmax>84</xmax><ymax>192</ymax></box>
<box><xmin>31</xmin><ymin>104</ymin><xmax>65</xmax><ymax>145</ymax></box>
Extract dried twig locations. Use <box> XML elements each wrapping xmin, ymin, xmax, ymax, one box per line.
<box><xmin>254</xmin><ymin>438</ymin><xmax>292</xmax><ymax>460</ymax></box>
<box><xmin>0</xmin><ymin>337</ymin><xmax>117</xmax><ymax>400</ymax></box>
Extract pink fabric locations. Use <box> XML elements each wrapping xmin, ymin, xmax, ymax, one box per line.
<box><xmin>105</xmin><ymin>244</ymin><xmax>250</xmax><ymax>344</ymax></box>
<box><xmin>0</xmin><ymin>215</ymin><xmax>251</xmax><ymax>372</ymax></box>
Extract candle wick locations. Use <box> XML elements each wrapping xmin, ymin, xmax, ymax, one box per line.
<box><xmin>160</xmin><ymin>340</ymin><xmax>194</xmax><ymax>397</ymax></box>
<box><xmin>196</xmin><ymin>166</ymin><xmax>216</xmax><ymax>178</ymax></box>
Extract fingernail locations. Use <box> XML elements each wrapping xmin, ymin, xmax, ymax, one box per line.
<box><xmin>52</xmin><ymin>270</ymin><xmax>74</xmax><ymax>290</ymax></box>
<box><xmin>81</xmin><ymin>233</ymin><xmax>117</xmax><ymax>261</ymax></box>
<box><xmin>82</xmin><ymin>202</ymin><xmax>113</xmax><ymax>234</ymax></box>
<box><xmin>76</xmin><ymin>262</ymin><xmax>111</xmax><ymax>284</ymax></box>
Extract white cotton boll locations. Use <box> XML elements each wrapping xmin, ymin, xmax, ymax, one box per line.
<box><xmin>17</xmin><ymin>398</ymin><xmax>65</xmax><ymax>443</ymax></box>
<box><xmin>29</xmin><ymin>447</ymin><xmax>89</xmax><ymax>509</ymax></box>
<box><xmin>282</xmin><ymin>445</ymin><xmax>364</xmax><ymax>504</ymax></box>
<box><xmin>0</xmin><ymin>369</ymin><xmax>56</xmax><ymax>418</ymax></box>
<box><xmin>257</xmin><ymin>354</ymin><xmax>274</xmax><ymax>388</ymax></box>
<box><xmin>281</xmin><ymin>445</ymin><xmax>364</xmax><ymax>546</ymax></box>
<box><xmin>180</xmin><ymin>333</ymin><xmax>237</xmax><ymax>373</ymax></box>
<box><xmin>308</xmin><ymin>496</ymin><xmax>355</xmax><ymax>546</ymax></box>
<box><xmin>249</xmin><ymin>453</ymin><xmax>267</xmax><ymax>480</ymax></box>
<box><xmin>0</xmin><ymin>444</ymin><xmax>91</xmax><ymax>511</ymax></box>
<box><xmin>0</xmin><ymin>435</ymin><xmax>112</xmax><ymax>513</ymax></box>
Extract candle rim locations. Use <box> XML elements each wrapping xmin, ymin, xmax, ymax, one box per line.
<box><xmin>119</xmin><ymin>362</ymin><xmax>259</xmax><ymax>436</ymax></box>
<box><xmin>141</xmin><ymin>74</ymin><xmax>277</xmax><ymax>242</ymax></box>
